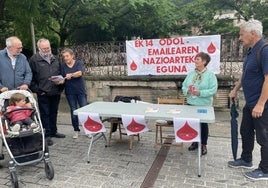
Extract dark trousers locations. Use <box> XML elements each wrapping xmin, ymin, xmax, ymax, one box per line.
<box><xmin>241</xmin><ymin>105</ymin><xmax>268</xmax><ymax>173</ymax></box>
<box><xmin>37</xmin><ymin>94</ymin><xmax>61</xmax><ymax>137</ymax></box>
<box><xmin>201</xmin><ymin>123</ymin><xmax>208</xmax><ymax>145</ymax></box>
<box><xmin>66</xmin><ymin>94</ymin><xmax>87</xmax><ymax>131</ymax></box>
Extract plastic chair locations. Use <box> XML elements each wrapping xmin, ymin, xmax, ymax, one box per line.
<box><xmin>154</xmin><ymin>98</ymin><xmax>185</xmax><ymax>153</ymax></box>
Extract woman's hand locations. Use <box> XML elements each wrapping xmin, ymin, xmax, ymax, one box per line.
<box><xmin>65</xmin><ymin>73</ymin><xmax>73</xmax><ymax>80</ymax></box>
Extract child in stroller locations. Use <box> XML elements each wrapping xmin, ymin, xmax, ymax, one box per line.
<box><xmin>6</xmin><ymin>93</ymin><xmax>38</xmax><ymax>132</ymax></box>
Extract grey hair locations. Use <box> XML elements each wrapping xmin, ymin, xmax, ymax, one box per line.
<box><xmin>6</xmin><ymin>36</ymin><xmax>20</xmax><ymax>47</ymax></box>
<box><xmin>240</xmin><ymin>19</ymin><xmax>263</xmax><ymax>37</ymax></box>
<box><xmin>37</xmin><ymin>38</ymin><xmax>50</xmax><ymax>48</ymax></box>
<box><xmin>61</xmin><ymin>48</ymin><xmax>75</xmax><ymax>56</ymax></box>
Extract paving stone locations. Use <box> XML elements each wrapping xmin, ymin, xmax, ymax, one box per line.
<box><xmin>0</xmin><ymin>110</ymin><xmax>268</xmax><ymax>187</ymax></box>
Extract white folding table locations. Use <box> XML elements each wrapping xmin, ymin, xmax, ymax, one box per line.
<box><xmin>74</xmin><ymin>101</ymin><xmax>215</xmax><ymax>176</ymax></box>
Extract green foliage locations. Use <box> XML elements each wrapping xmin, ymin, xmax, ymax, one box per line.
<box><xmin>1</xmin><ymin>0</ymin><xmax>268</xmax><ymax>52</ymax></box>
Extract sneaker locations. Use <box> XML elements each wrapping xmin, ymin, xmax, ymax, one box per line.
<box><xmin>201</xmin><ymin>145</ymin><xmax>207</xmax><ymax>155</ymax></box>
<box><xmin>244</xmin><ymin>168</ymin><xmax>268</xmax><ymax>180</ymax></box>
<box><xmin>73</xmin><ymin>131</ymin><xmax>79</xmax><ymax>139</ymax></box>
<box><xmin>228</xmin><ymin>158</ymin><xmax>253</xmax><ymax>169</ymax></box>
<box><xmin>30</xmin><ymin>123</ymin><xmax>38</xmax><ymax>129</ymax></box>
<box><xmin>11</xmin><ymin>124</ymin><xmax>20</xmax><ymax>132</ymax></box>
<box><xmin>188</xmin><ymin>142</ymin><xmax>198</xmax><ymax>151</ymax></box>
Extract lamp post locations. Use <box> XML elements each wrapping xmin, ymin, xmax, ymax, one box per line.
<box><xmin>30</xmin><ymin>17</ymin><xmax>36</xmax><ymax>54</ymax></box>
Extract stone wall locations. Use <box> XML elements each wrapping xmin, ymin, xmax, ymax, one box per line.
<box><xmin>59</xmin><ymin>75</ymin><xmax>240</xmax><ymax>112</ymax></box>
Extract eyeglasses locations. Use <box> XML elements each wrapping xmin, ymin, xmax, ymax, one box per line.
<box><xmin>40</xmin><ymin>47</ymin><xmax>51</xmax><ymax>51</ymax></box>
<box><xmin>14</xmin><ymin>46</ymin><xmax>23</xmax><ymax>50</ymax></box>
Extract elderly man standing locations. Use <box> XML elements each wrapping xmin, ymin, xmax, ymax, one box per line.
<box><xmin>0</xmin><ymin>36</ymin><xmax>32</xmax><ymax>92</ymax></box>
<box><xmin>228</xmin><ymin>19</ymin><xmax>268</xmax><ymax>180</ymax></box>
<box><xmin>0</xmin><ymin>36</ymin><xmax>32</xmax><ymax>160</ymax></box>
<box><xmin>29</xmin><ymin>38</ymin><xmax>65</xmax><ymax>146</ymax></box>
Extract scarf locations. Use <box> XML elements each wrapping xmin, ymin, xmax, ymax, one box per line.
<box><xmin>192</xmin><ymin>68</ymin><xmax>207</xmax><ymax>84</ymax></box>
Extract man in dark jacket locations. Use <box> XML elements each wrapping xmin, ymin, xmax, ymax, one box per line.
<box><xmin>29</xmin><ymin>38</ymin><xmax>65</xmax><ymax>146</ymax></box>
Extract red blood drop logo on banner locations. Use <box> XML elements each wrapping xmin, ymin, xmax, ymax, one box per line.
<box><xmin>126</xmin><ymin>118</ymin><xmax>145</xmax><ymax>133</ymax></box>
<box><xmin>207</xmin><ymin>42</ymin><xmax>216</xmax><ymax>54</ymax></box>
<box><xmin>130</xmin><ymin>61</ymin><xmax>137</xmax><ymax>71</ymax></box>
<box><xmin>176</xmin><ymin>121</ymin><xmax>198</xmax><ymax>141</ymax></box>
<box><xmin>84</xmin><ymin>116</ymin><xmax>102</xmax><ymax>132</ymax></box>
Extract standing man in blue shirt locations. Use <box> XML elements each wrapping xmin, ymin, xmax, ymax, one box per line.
<box><xmin>228</xmin><ymin>19</ymin><xmax>268</xmax><ymax>180</ymax></box>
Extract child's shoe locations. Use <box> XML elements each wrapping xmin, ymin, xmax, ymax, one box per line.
<box><xmin>30</xmin><ymin>123</ymin><xmax>38</xmax><ymax>129</ymax></box>
<box><xmin>11</xmin><ymin>124</ymin><xmax>20</xmax><ymax>132</ymax></box>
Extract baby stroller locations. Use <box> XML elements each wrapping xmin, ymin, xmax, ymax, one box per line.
<box><xmin>0</xmin><ymin>90</ymin><xmax>54</xmax><ymax>188</ymax></box>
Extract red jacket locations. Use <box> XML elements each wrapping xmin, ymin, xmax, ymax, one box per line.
<box><xmin>6</xmin><ymin>105</ymin><xmax>32</xmax><ymax>123</ymax></box>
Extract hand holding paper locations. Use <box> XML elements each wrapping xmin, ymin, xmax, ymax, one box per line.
<box><xmin>49</xmin><ymin>75</ymin><xmax>65</xmax><ymax>82</ymax></box>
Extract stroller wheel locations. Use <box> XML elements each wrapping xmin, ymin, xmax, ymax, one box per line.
<box><xmin>10</xmin><ymin>170</ymin><xmax>19</xmax><ymax>188</ymax></box>
<box><xmin>45</xmin><ymin>161</ymin><xmax>54</xmax><ymax>180</ymax></box>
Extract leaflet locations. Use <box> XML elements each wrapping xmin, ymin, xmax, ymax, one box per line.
<box><xmin>145</xmin><ymin>107</ymin><xmax>159</xmax><ymax>113</ymax></box>
<box><xmin>166</xmin><ymin>109</ymin><xmax>181</xmax><ymax>114</ymax></box>
<box><xmin>49</xmin><ymin>75</ymin><xmax>65</xmax><ymax>82</ymax></box>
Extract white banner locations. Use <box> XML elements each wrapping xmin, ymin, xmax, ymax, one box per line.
<box><xmin>126</xmin><ymin>35</ymin><xmax>221</xmax><ymax>75</ymax></box>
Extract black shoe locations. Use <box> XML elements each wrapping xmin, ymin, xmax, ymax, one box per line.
<box><xmin>0</xmin><ymin>154</ymin><xmax>4</xmax><ymax>160</ymax></box>
<box><xmin>46</xmin><ymin>137</ymin><xmax>53</xmax><ymax>146</ymax></box>
<box><xmin>51</xmin><ymin>133</ymin><xmax>66</xmax><ymax>138</ymax></box>
<box><xmin>188</xmin><ymin>142</ymin><xmax>198</xmax><ymax>151</ymax></box>
<box><xmin>201</xmin><ymin>145</ymin><xmax>207</xmax><ymax>155</ymax></box>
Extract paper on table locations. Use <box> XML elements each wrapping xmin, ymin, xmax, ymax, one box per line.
<box><xmin>145</xmin><ymin>107</ymin><xmax>159</xmax><ymax>113</ymax></box>
<box><xmin>167</xmin><ymin>109</ymin><xmax>181</xmax><ymax>114</ymax></box>
<box><xmin>49</xmin><ymin>75</ymin><xmax>65</xmax><ymax>82</ymax></box>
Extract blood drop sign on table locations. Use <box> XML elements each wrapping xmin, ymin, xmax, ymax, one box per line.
<box><xmin>126</xmin><ymin>35</ymin><xmax>221</xmax><ymax>76</ymax></box>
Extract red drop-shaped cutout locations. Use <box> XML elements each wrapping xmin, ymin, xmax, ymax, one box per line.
<box><xmin>130</xmin><ymin>61</ymin><xmax>138</xmax><ymax>71</ymax></box>
<box><xmin>84</xmin><ymin>116</ymin><xmax>102</xmax><ymax>132</ymax></box>
<box><xmin>176</xmin><ymin>121</ymin><xmax>198</xmax><ymax>141</ymax></box>
<box><xmin>207</xmin><ymin>42</ymin><xmax>216</xmax><ymax>54</ymax></box>
<box><xmin>126</xmin><ymin>118</ymin><xmax>145</xmax><ymax>133</ymax></box>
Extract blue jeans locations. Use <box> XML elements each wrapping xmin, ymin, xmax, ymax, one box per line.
<box><xmin>66</xmin><ymin>94</ymin><xmax>88</xmax><ymax>131</ymax></box>
<box><xmin>37</xmin><ymin>94</ymin><xmax>61</xmax><ymax>137</ymax></box>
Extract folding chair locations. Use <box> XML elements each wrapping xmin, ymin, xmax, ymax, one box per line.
<box><xmin>108</xmin><ymin>96</ymin><xmax>141</xmax><ymax>149</ymax></box>
<box><xmin>121</xmin><ymin>114</ymin><xmax>148</xmax><ymax>150</ymax></box>
<box><xmin>154</xmin><ymin>98</ymin><xmax>185</xmax><ymax>153</ymax></box>
<box><xmin>108</xmin><ymin>118</ymin><xmax>140</xmax><ymax>150</ymax></box>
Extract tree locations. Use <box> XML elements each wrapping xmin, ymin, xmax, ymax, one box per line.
<box><xmin>172</xmin><ymin>0</ymin><xmax>238</xmax><ymax>36</ymax></box>
<box><xmin>2</xmin><ymin>0</ymin><xmax>268</xmax><ymax>52</ymax></box>
<box><xmin>206</xmin><ymin>0</ymin><xmax>268</xmax><ymax>36</ymax></box>
<box><xmin>70</xmin><ymin>0</ymin><xmax>180</xmax><ymax>42</ymax></box>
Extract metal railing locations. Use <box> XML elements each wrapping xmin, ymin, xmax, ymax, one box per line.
<box><xmin>60</xmin><ymin>35</ymin><xmax>246</xmax><ymax>78</ymax></box>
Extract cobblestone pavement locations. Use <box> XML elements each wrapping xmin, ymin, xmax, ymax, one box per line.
<box><xmin>0</xmin><ymin>109</ymin><xmax>267</xmax><ymax>188</ymax></box>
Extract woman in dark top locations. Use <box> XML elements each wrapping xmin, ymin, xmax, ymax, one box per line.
<box><xmin>61</xmin><ymin>48</ymin><xmax>88</xmax><ymax>139</ymax></box>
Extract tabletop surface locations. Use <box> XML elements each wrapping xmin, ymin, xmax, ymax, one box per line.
<box><xmin>74</xmin><ymin>101</ymin><xmax>215</xmax><ymax>123</ymax></box>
